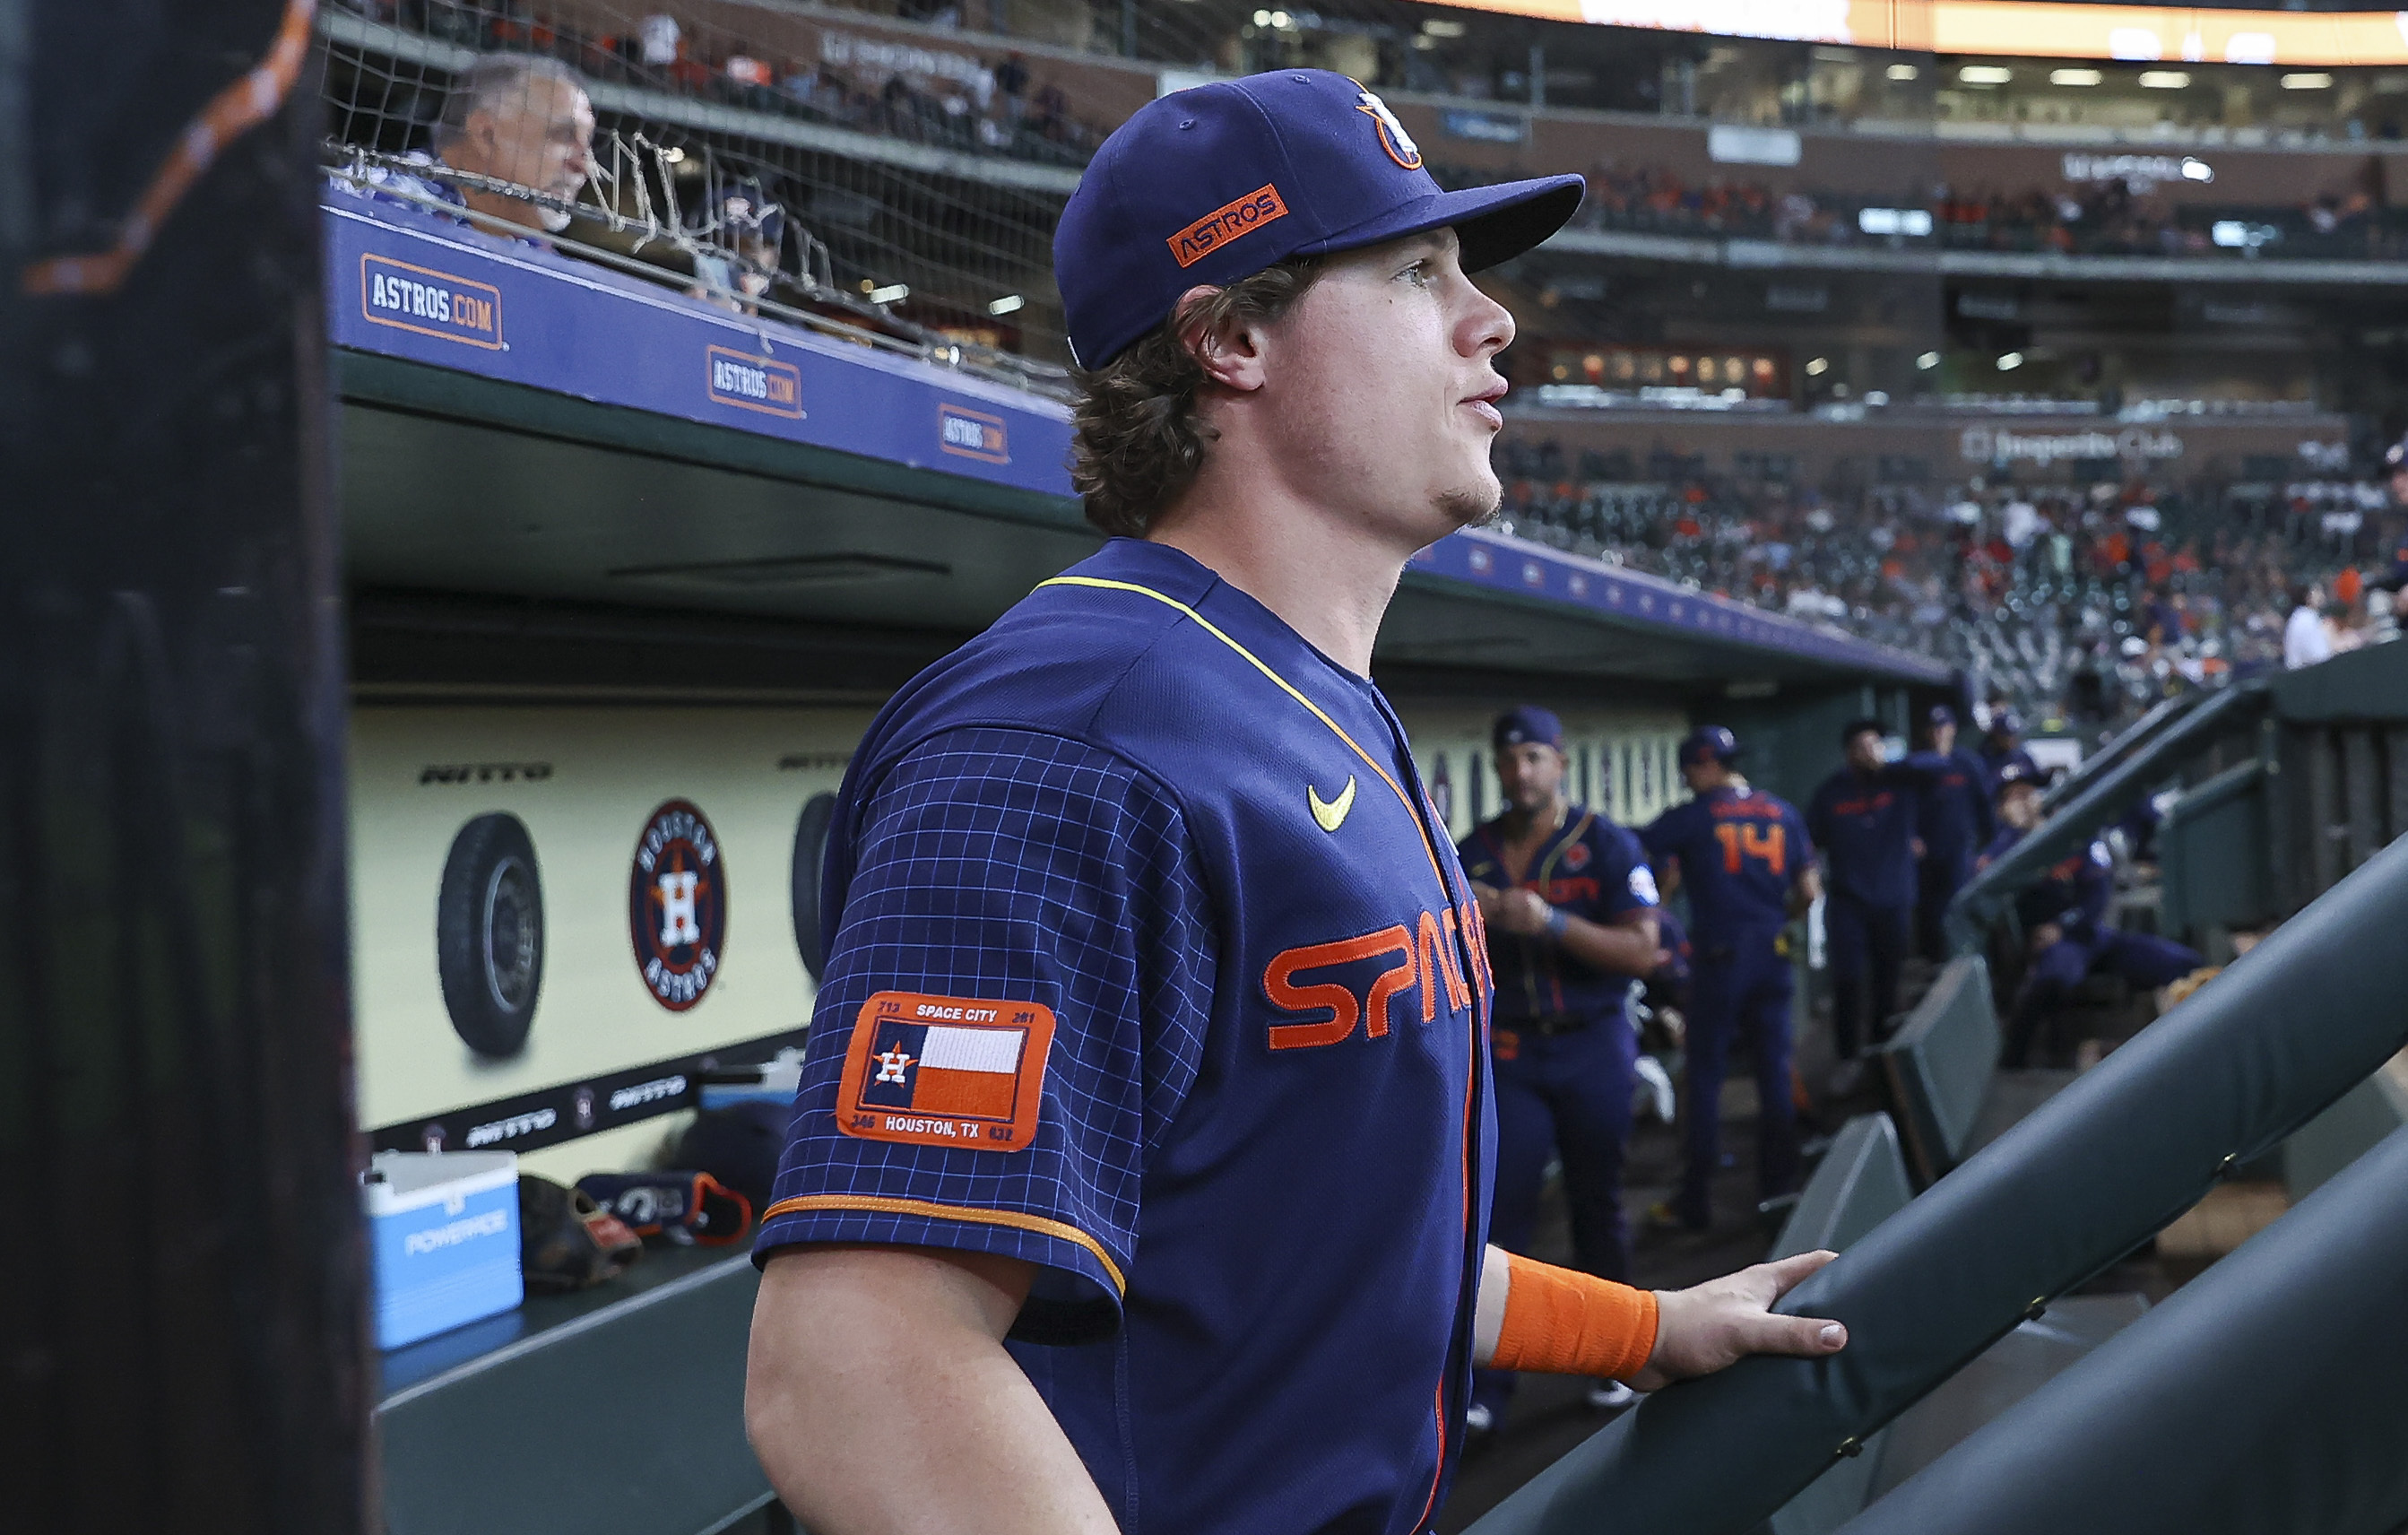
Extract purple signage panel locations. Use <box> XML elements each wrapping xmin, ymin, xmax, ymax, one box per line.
<box><xmin>324</xmin><ymin>199</ymin><xmax>1075</xmax><ymax>499</ymax></box>
<box><xmin>324</xmin><ymin>202</ymin><xmax>1945</xmax><ymax>683</ymax></box>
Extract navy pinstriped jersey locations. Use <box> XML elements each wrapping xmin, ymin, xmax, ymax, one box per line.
<box><xmin>753</xmin><ymin>538</ymin><xmax>1495</xmax><ymax>1535</ymax></box>
<box><xmin>1459</xmin><ymin>810</ymin><xmax>1657</xmax><ymax>1023</ymax></box>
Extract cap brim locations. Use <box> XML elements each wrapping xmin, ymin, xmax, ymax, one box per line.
<box><xmin>1295</xmin><ymin>173</ymin><xmax>1585</xmax><ymax>273</ymax></box>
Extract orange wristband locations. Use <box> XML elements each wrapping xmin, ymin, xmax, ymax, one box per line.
<box><xmin>1490</xmin><ymin>1253</ymin><xmax>1660</xmax><ymax>1381</ymax></box>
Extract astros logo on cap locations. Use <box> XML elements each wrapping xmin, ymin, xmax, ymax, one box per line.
<box><xmin>1354</xmin><ymin>86</ymin><xmax>1421</xmax><ymax>170</ymax></box>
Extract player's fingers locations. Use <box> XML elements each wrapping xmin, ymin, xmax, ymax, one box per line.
<box><xmin>1753</xmin><ymin>1248</ymin><xmax>1838</xmax><ymax>1301</ymax></box>
<box><xmin>1737</xmin><ymin>1309</ymin><xmax>1849</xmax><ymax>1358</ymax></box>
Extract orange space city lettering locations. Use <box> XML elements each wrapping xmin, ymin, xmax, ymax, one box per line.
<box><xmin>1263</xmin><ymin>901</ymin><xmax>1483</xmax><ymax>1050</ymax></box>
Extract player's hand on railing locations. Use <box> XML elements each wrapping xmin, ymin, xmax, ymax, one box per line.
<box><xmin>1628</xmin><ymin>1250</ymin><xmax>1848</xmax><ymax>1392</ymax></box>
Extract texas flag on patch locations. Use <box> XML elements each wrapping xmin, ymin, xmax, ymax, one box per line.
<box><xmin>837</xmin><ymin>992</ymin><xmax>1057</xmax><ymax>1152</ymax></box>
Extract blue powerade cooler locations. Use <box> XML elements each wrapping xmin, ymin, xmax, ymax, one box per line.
<box><xmin>364</xmin><ymin>1149</ymin><xmax>524</xmax><ymax>1350</ymax></box>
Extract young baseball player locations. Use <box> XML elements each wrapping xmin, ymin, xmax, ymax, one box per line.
<box><xmin>744</xmin><ymin>70</ymin><xmax>1847</xmax><ymax>1535</ymax></box>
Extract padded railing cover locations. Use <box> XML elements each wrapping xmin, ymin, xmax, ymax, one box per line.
<box><xmin>1945</xmin><ymin>681</ymin><xmax>2267</xmax><ymax>956</ymax></box>
<box><xmin>1461</xmin><ymin>834</ymin><xmax>2408</xmax><ymax>1535</ymax></box>
<box><xmin>1875</xmin><ymin>958</ymin><xmax>1997</xmax><ymax>1182</ymax></box>
<box><xmin>1765</xmin><ymin>1114</ymin><xmax>1914</xmax><ymax>1535</ymax></box>
<box><xmin>1833</xmin><ymin>1125</ymin><xmax>2408</xmax><ymax>1535</ymax></box>
<box><xmin>2036</xmin><ymin>691</ymin><xmax>2196</xmax><ymax>815</ymax></box>
<box><xmin>1768</xmin><ymin>1114</ymin><xmax>1910</xmax><ymax>1262</ymax></box>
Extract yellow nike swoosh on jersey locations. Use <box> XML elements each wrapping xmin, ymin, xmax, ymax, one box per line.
<box><xmin>1309</xmin><ymin>776</ymin><xmax>1357</xmax><ymax>832</ymax></box>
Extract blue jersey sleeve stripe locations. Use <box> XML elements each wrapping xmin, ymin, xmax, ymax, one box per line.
<box><xmin>1036</xmin><ymin>575</ymin><xmax>1453</xmax><ymax>894</ymax></box>
<box><xmin>760</xmin><ymin>1193</ymin><xmax>1128</xmax><ymax>1294</ymax></box>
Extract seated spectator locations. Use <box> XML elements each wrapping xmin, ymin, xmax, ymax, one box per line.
<box><xmin>687</xmin><ymin>178</ymin><xmax>785</xmax><ymax>316</ymax></box>
<box><xmin>336</xmin><ymin>54</ymin><xmax>594</xmax><ymax>240</ymax></box>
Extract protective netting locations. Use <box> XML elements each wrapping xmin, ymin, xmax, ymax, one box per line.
<box><xmin>318</xmin><ymin>0</ymin><xmax>1122</xmax><ymax>381</ymax></box>
<box><xmin>309</xmin><ymin>0</ymin><xmax>1929</xmax><ymax>376</ymax></box>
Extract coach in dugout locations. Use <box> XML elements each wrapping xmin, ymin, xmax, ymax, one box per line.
<box><xmin>1460</xmin><ymin>705</ymin><xmax>1664</xmax><ymax>1431</ymax></box>
<box><xmin>743</xmin><ymin>70</ymin><xmax>1845</xmax><ymax>1535</ymax></box>
<box><xmin>335</xmin><ymin>54</ymin><xmax>594</xmax><ymax>238</ymax></box>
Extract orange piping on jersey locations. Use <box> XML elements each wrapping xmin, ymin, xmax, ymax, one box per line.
<box><xmin>1412</xmin><ymin>1384</ymin><xmax>1448</xmax><ymax>1531</ymax></box>
<box><xmin>760</xmin><ymin>1193</ymin><xmax>1125</xmax><ymax>1293</ymax></box>
<box><xmin>1035</xmin><ymin>576</ymin><xmax>1451</xmax><ymax>892</ymax></box>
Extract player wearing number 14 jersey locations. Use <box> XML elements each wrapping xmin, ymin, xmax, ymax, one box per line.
<box><xmin>1641</xmin><ymin>727</ymin><xmax>1819</xmax><ymax>1232</ymax></box>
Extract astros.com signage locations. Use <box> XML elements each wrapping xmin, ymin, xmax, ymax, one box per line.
<box><xmin>1960</xmin><ymin>425</ymin><xmax>2184</xmax><ymax>466</ymax></box>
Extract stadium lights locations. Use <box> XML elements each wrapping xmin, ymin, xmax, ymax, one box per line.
<box><xmin>1858</xmin><ymin>207</ymin><xmax>1934</xmax><ymax>236</ymax></box>
<box><xmin>1997</xmin><ymin>351</ymin><xmax>2025</xmax><ymax>370</ymax></box>
<box><xmin>987</xmin><ymin>294</ymin><xmax>1025</xmax><ymax>317</ymax></box>
<box><xmin>868</xmin><ymin>283</ymin><xmax>910</xmax><ymax>305</ymax></box>
<box><xmin>1885</xmin><ymin>63</ymin><xmax>1918</xmax><ymax>81</ymax></box>
<box><xmin>1958</xmin><ymin>65</ymin><xmax>2013</xmax><ymax>85</ymax></box>
<box><xmin>1917</xmin><ymin>351</ymin><xmax>1942</xmax><ymax>369</ymax></box>
<box><xmin>2050</xmin><ymin>68</ymin><xmax>2103</xmax><ymax>86</ymax></box>
<box><xmin>1805</xmin><ymin>356</ymin><xmax>1830</xmax><ymax>376</ymax></box>
<box><xmin>2283</xmin><ymin>73</ymin><xmax>2334</xmax><ymax>90</ymax></box>
<box><xmin>2139</xmin><ymin>71</ymin><xmax>2191</xmax><ymax>89</ymax></box>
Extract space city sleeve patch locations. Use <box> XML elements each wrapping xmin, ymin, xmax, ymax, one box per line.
<box><xmin>836</xmin><ymin>991</ymin><xmax>1058</xmax><ymax>1151</ymax></box>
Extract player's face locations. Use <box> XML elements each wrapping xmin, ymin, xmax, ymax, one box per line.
<box><xmin>2000</xmin><ymin>783</ymin><xmax>2041</xmax><ymax>831</ymax></box>
<box><xmin>1494</xmin><ymin>741</ymin><xmax>1564</xmax><ymax>816</ymax></box>
<box><xmin>1845</xmin><ymin>730</ymin><xmax>1886</xmax><ymax>775</ymax></box>
<box><xmin>1931</xmin><ymin>721</ymin><xmax>1956</xmax><ymax>755</ymax></box>
<box><xmin>1254</xmin><ymin>230</ymin><xmax>1514</xmax><ymax>550</ymax></box>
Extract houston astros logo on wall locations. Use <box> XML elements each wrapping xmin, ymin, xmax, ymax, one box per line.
<box><xmin>629</xmin><ymin>799</ymin><xmax>727</xmax><ymax>1011</ymax></box>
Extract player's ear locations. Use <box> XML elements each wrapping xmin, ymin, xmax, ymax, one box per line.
<box><xmin>1177</xmin><ymin>284</ymin><xmax>1269</xmax><ymax>395</ymax></box>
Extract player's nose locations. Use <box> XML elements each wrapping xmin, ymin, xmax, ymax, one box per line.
<box><xmin>1458</xmin><ymin>280</ymin><xmax>1513</xmax><ymax>360</ymax></box>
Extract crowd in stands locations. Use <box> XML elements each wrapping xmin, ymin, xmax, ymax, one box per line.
<box><xmin>334</xmin><ymin>0</ymin><xmax>1108</xmax><ymax>165</ymax></box>
<box><xmin>1490</xmin><ymin>436</ymin><xmax>2406</xmax><ymax>735</ymax></box>
<box><xmin>1452</xmin><ymin>158</ymin><xmax>2408</xmax><ymax>261</ymax></box>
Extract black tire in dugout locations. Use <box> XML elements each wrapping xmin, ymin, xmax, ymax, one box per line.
<box><xmin>792</xmin><ymin>791</ymin><xmax>836</xmax><ymax>984</ymax></box>
<box><xmin>437</xmin><ymin>811</ymin><xmax>546</xmax><ymax>1056</ymax></box>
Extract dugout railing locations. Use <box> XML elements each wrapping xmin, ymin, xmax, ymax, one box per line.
<box><xmin>1460</xmin><ymin>829</ymin><xmax>2408</xmax><ymax>1535</ymax></box>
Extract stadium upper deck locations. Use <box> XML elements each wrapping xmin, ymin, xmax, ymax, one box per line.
<box><xmin>310</xmin><ymin>0</ymin><xmax>2408</xmax><ymax>735</ymax></box>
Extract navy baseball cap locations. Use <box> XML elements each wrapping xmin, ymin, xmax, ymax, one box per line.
<box><xmin>1927</xmin><ymin>703</ymin><xmax>1957</xmax><ymax>728</ymax></box>
<box><xmin>1053</xmin><ymin>70</ymin><xmax>1584</xmax><ymax>369</ymax></box>
<box><xmin>1678</xmin><ymin>725</ymin><xmax>1740</xmax><ymax>767</ymax></box>
<box><xmin>1988</xmin><ymin>709</ymin><xmax>2023</xmax><ymax>737</ymax></box>
<box><xmin>1493</xmin><ymin>707</ymin><xmax>1563</xmax><ymax>751</ymax></box>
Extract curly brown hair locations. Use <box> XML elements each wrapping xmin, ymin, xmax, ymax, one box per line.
<box><xmin>1068</xmin><ymin>256</ymin><xmax>1325</xmax><ymax>538</ymax></box>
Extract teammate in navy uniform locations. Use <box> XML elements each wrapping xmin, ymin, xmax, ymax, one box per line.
<box><xmin>1640</xmin><ymin>727</ymin><xmax>1819</xmax><ymax>1232</ymax></box>
<box><xmin>1984</xmin><ymin>765</ymin><xmax>2202</xmax><ymax>1068</ymax></box>
<box><xmin>1979</xmin><ymin>708</ymin><xmax>2040</xmax><ymax>795</ymax></box>
<box><xmin>1910</xmin><ymin>704</ymin><xmax>1997</xmax><ymax>960</ymax></box>
<box><xmin>1460</xmin><ymin>706</ymin><xmax>1663</xmax><ymax>1427</ymax></box>
<box><xmin>742</xmin><ymin>71</ymin><xmax>1845</xmax><ymax>1535</ymax></box>
<box><xmin>1807</xmin><ymin>718</ymin><xmax>1925</xmax><ymax>1086</ymax></box>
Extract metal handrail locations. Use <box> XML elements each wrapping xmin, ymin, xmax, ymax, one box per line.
<box><xmin>1463</xmin><ymin>833</ymin><xmax>2408</xmax><ymax>1535</ymax></box>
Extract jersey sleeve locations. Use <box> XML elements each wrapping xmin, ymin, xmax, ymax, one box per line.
<box><xmin>1597</xmin><ymin>827</ymin><xmax>1660</xmax><ymax>916</ymax></box>
<box><xmin>752</xmin><ymin>726</ymin><xmax>1217</xmax><ymax>1344</ymax></box>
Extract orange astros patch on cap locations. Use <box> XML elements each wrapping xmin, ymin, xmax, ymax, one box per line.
<box><xmin>1166</xmin><ymin>183</ymin><xmax>1289</xmax><ymax>269</ymax></box>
